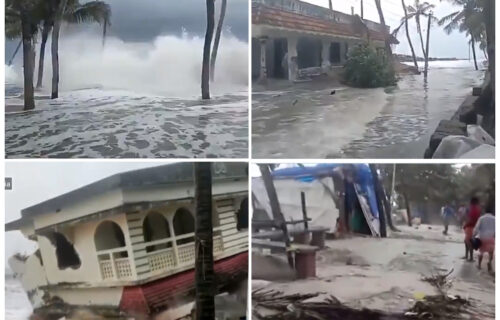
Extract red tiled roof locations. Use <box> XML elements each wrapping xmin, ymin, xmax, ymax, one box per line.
<box><xmin>253</xmin><ymin>4</ymin><xmax>398</xmax><ymax>44</ymax></box>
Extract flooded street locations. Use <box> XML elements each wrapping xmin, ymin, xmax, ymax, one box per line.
<box><xmin>5</xmin><ymin>86</ymin><xmax>248</xmax><ymax>158</ymax></box>
<box><xmin>253</xmin><ymin>224</ymin><xmax>495</xmax><ymax>318</ymax></box>
<box><xmin>252</xmin><ymin>61</ymin><xmax>484</xmax><ymax>158</ymax></box>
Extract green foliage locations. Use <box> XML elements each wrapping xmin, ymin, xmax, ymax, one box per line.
<box><xmin>343</xmin><ymin>43</ymin><xmax>397</xmax><ymax>88</ymax></box>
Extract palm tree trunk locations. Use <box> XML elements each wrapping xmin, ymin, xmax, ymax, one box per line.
<box><xmin>402</xmin><ymin>0</ymin><xmax>418</xmax><ymax>69</ymax></box>
<box><xmin>51</xmin><ymin>0</ymin><xmax>68</xmax><ymax>99</ymax></box>
<box><xmin>8</xmin><ymin>40</ymin><xmax>22</xmax><ymax>66</ymax></box>
<box><xmin>202</xmin><ymin>0</ymin><xmax>215</xmax><ymax>100</ymax></box>
<box><xmin>210</xmin><ymin>0</ymin><xmax>227</xmax><ymax>81</ymax></box>
<box><xmin>328</xmin><ymin>0</ymin><xmax>332</xmax><ymax>10</ymax></box>
<box><xmin>102</xmin><ymin>17</ymin><xmax>108</xmax><ymax>47</ymax></box>
<box><xmin>402</xmin><ymin>191</ymin><xmax>412</xmax><ymax>227</ymax></box>
<box><xmin>485</xmin><ymin>0</ymin><xmax>494</xmax><ymax>92</ymax></box>
<box><xmin>21</xmin><ymin>12</ymin><xmax>35</xmax><ymax>111</ymax></box>
<box><xmin>37</xmin><ymin>21</ymin><xmax>51</xmax><ymax>88</ymax></box>
<box><xmin>424</xmin><ymin>13</ymin><xmax>432</xmax><ymax>77</ymax></box>
<box><xmin>416</xmin><ymin>16</ymin><xmax>427</xmax><ymax>64</ymax></box>
<box><xmin>471</xmin><ymin>35</ymin><xmax>478</xmax><ymax>71</ymax></box>
<box><xmin>194</xmin><ymin>162</ymin><xmax>215</xmax><ymax>320</ymax></box>
<box><xmin>374</xmin><ymin>0</ymin><xmax>393</xmax><ymax>60</ymax></box>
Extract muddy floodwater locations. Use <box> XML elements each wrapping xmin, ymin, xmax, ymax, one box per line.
<box><xmin>5</xmin><ymin>86</ymin><xmax>248</xmax><ymax>158</ymax></box>
<box><xmin>253</xmin><ymin>224</ymin><xmax>495</xmax><ymax>318</ymax></box>
<box><xmin>252</xmin><ymin>60</ymin><xmax>484</xmax><ymax>158</ymax></box>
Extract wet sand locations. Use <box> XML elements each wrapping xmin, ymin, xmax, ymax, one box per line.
<box><xmin>252</xmin><ymin>61</ymin><xmax>484</xmax><ymax>159</ymax></box>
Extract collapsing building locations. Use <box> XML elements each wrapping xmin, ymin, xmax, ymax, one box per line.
<box><xmin>252</xmin><ymin>0</ymin><xmax>398</xmax><ymax>82</ymax></box>
<box><xmin>6</xmin><ymin>163</ymin><xmax>248</xmax><ymax>318</ymax></box>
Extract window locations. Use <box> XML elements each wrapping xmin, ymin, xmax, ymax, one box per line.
<box><xmin>237</xmin><ymin>198</ymin><xmax>249</xmax><ymax>230</ymax></box>
<box><xmin>143</xmin><ymin>212</ymin><xmax>171</xmax><ymax>253</ymax></box>
<box><xmin>173</xmin><ymin>208</ymin><xmax>195</xmax><ymax>245</ymax></box>
<box><xmin>47</xmin><ymin>232</ymin><xmax>81</xmax><ymax>270</ymax></box>
<box><xmin>330</xmin><ymin>42</ymin><xmax>341</xmax><ymax>64</ymax></box>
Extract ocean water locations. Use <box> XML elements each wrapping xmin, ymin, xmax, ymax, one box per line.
<box><xmin>252</xmin><ymin>60</ymin><xmax>485</xmax><ymax>159</ymax></box>
<box><xmin>5</xmin><ymin>32</ymin><xmax>248</xmax><ymax>158</ymax></box>
<box><xmin>5</xmin><ymin>276</ymin><xmax>32</xmax><ymax>320</ymax></box>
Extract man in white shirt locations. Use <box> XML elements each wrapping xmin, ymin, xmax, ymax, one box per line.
<box><xmin>473</xmin><ymin>212</ymin><xmax>495</xmax><ymax>272</ymax></box>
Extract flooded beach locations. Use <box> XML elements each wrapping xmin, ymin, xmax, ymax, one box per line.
<box><xmin>252</xmin><ymin>60</ymin><xmax>484</xmax><ymax>159</ymax></box>
<box><xmin>253</xmin><ymin>224</ymin><xmax>495</xmax><ymax>318</ymax></box>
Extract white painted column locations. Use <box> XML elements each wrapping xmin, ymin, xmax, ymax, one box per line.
<box><xmin>287</xmin><ymin>37</ymin><xmax>298</xmax><ymax>81</ymax></box>
<box><xmin>321</xmin><ymin>39</ymin><xmax>331</xmax><ymax>72</ymax></box>
<box><xmin>259</xmin><ymin>37</ymin><xmax>268</xmax><ymax>83</ymax></box>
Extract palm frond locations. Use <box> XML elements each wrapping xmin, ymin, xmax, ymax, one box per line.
<box><xmin>64</xmin><ymin>1</ymin><xmax>111</xmax><ymax>25</ymax></box>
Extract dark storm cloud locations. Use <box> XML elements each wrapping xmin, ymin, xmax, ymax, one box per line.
<box><xmin>104</xmin><ymin>0</ymin><xmax>249</xmax><ymax>41</ymax></box>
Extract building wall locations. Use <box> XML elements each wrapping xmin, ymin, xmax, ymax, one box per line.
<box><xmin>34</xmin><ymin>189</ymin><xmax>124</xmax><ymax>230</ymax></box>
<box><xmin>37</xmin><ymin>213</ymin><xmax>130</xmax><ymax>285</ymax></box>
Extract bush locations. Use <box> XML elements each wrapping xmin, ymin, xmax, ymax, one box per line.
<box><xmin>343</xmin><ymin>43</ymin><xmax>396</xmax><ymax>88</ymax></box>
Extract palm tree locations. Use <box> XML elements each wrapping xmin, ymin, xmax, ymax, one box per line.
<box><xmin>193</xmin><ymin>163</ymin><xmax>215</xmax><ymax>320</ymax></box>
<box><xmin>406</xmin><ymin>1</ymin><xmax>435</xmax><ymax>64</ymax></box>
<box><xmin>202</xmin><ymin>0</ymin><xmax>215</xmax><ymax>100</ymax></box>
<box><xmin>328</xmin><ymin>0</ymin><xmax>333</xmax><ymax>10</ymax></box>
<box><xmin>6</xmin><ymin>0</ymin><xmax>44</xmax><ymax>110</ymax></box>
<box><xmin>50</xmin><ymin>0</ymin><xmax>68</xmax><ymax>99</ymax></box>
<box><xmin>210</xmin><ymin>0</ymin><xmax>227</xmax><ymax>81</ymax></box>
<box><xmin>438</xmin><ymin>0</ymin><xmax>483</xmax><ymax>70</ymax></box>
<box><xmin>393</xmin><ymin>0</ymin><xmax>419</xmax><ymax>69</ymax></box>
<box><xmin>36</xmin><ymin>0</ymin><xmax>111</xmax><ymax>89</ymax></box>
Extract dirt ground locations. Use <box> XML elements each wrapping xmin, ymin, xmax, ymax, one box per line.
<box><xmin>252</xmin><ymin>224</ymin><xmax>495</xmax><ymax>319</ymax></box>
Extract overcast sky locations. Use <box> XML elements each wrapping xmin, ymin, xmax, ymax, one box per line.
<box><xmin>6</xmin><ymin>0</ymin><xmax>249</xmax><ymax>59</ymax></box>
<box><xmin>304</xmin><ymin>0</ymin><xmax>477</xmax><ymax>59</ymax></box>
<box><xmin>5</xmin><ymin>162</ymin><xmax>167</xmax><ymax>268</ymax></box>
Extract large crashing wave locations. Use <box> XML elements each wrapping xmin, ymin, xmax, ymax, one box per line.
<box><xmin>6</xmin><ymin>30</ymin><xmax>248</xmax><ymax>98</ymax></box>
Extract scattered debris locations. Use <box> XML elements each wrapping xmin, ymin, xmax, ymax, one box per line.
<box><xmin>422</xmin><ymin>269</ymin><xmax>454</xmax><ymax>295</ymax></box>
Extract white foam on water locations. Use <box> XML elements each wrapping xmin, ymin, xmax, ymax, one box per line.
<box><xmin>5</xmin><ymin>277</ymin><xmax>33</xmax><ymax>320</ymax></box>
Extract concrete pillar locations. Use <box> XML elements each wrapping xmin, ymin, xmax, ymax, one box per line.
<box><xmin>287</xmin><ymin>37</ymin><xmax>298</xmax><ymax>81</ymax></box>
<box><xmin>321</xmin><ymin>39</ymin><xmax>331</xmax><ymax>72</ymax></box>
<box><xmin>259</xmin><ymin>37</ymin><xmax>268</xmax><ymax>83</ymax></box>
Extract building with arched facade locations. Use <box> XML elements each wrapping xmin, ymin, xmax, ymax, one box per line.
<box><xmin>6</xmin><ymin>163</ymin><xmax>248</xmax><ymax>317</ymax></box>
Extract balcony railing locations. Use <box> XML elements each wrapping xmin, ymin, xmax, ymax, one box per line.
<box><xmin>145</xmin><ymin>229</ymin><xmax>224</xmax><ymax>275</ymax></box>
<box><xmin>97</xmin><ymin>247</ymin><xmax>132</xmax><ymax>280</ymax></box>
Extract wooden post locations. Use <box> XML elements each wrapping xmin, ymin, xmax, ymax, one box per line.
<box><xmin>301</xmin><ymin>192</ymin><xmax>309</xmax><ymax>230</ymax></box>
<box><xmin>259</xmin><ymin>164</ymin><xmax>294</xmax><ymax>267</ymax></box>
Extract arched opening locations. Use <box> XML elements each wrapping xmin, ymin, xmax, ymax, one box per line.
<box><xmin>143</xmin><ymin>212</ymin><xmax>172</xmax><ymax>253</ymax></box>
<box><xmin>95</xmin><ymin>221</ymin><xmax>127</xmax><ymax>258</ymax></box>
<box><xmin>237</xmin><ymin>198</ymin><xmax>249</xmax><ymax>230</ymax></box>
<box><xmin>47</xmin><ymin>232</ymin><xmax>81</xmax><ymax>270</ymax></box>
<box><xmin>173</xmin><ymin>208</ymin><xmax>195</xmax><ymax>245</ymax></box>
